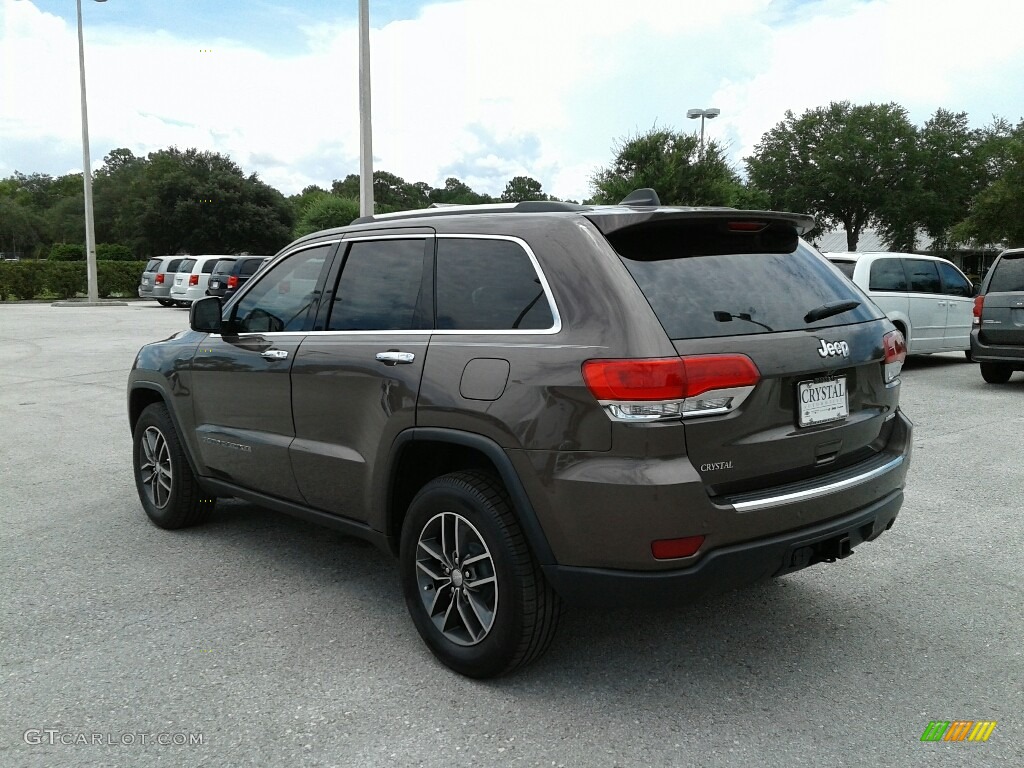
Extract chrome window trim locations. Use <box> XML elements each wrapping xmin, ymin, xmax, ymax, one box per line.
<box><xmin>730</xmin><ymin>455</ymin><xmax>904</xmax><ymax>512</ymax></box>
<box><xmin>343</xmin><ymin>234</ymin><xmax>433</xmax><ymax>242</ymax></box>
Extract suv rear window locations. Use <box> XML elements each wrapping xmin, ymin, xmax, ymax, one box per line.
<box><xmin>166</xmin><ymin>258</ymin><xmax>184</xmax><ymax>273</ymax></box>
<box><xmin>145</xmin><ymin>258</ymin><xmax>162</xmax><ymax>272</ymax></box>
<box><xmin>829</xmin><ymin>260</ymin><xmax>856</xmax><ymax>279</ymax></box>
<box><xmin>238</xmin><ymin>258</ymin><xmax>263</xmax><ymax>277</ymax></box>
<box><xmin>178</xmin><ymin>259</ymin><xmax>197</xmax><ymax>273</ymax></box>
<box><xmin>989</xmin><ymin>253</ymin><xmax>1024</xmax><ymax>292</ymax></box>
<box><xmin>213</xmin><ymin>260</ymin><xmax>235</xmax><ymax>275</ymax></box>
<box><xmin>609</xmin><ymin>222</ymin><xmax>879</xmax><ymax>339</ymax></box>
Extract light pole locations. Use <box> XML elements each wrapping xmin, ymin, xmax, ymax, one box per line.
<box><xmin>686</xmin><ymin>107</ymin><xmax>720</xmax><ymax>159</ymax></box>
<box><xmin>358</xmin><ymin>0</ymin><xmax>374</xmax><ymax>217</ymax></box>
<box><xmin>77</xmin><ymin>0</ymin><xmax>106</xmax><ymax>303</ymax></box>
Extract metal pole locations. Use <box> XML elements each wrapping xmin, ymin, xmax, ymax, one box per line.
<box><xmin>699</xmin><ymin>115</ymin><xmax>705</xmax><ymax>160</ymax></box>
<box><xmin>76</xmin><ymin>0</ymin><xmax>99</xmax><ymax>302</ymax></box>
<box><xmin>358</xmin><ymin>0</ymin><xmax>374</xmax><ymax>217</ymax></box>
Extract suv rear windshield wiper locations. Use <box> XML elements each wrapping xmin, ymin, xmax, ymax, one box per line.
<box><xmin>804</xmin><ymin>300</ymin><xmax>861</xmax><ymax>324</ymax></box>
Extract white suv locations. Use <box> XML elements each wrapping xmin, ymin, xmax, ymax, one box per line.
<box><xmin>825</xmin><ymin>252</ymin><xmax>975</xmax><ymax>356</ymax></box>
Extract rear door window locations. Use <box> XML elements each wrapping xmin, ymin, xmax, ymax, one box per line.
<box><xmin>868</xmin><ymin>258</ymin><xmax>908</xmax><ymax>291</ymax></box>
<box><xmin>608</xmin><ymin>222</ymin><xmax>879</xmax><ymax>339</ymax></box>
<box><xmin>989</xmin><ymin>254</ymin><xmax>1024</xmax><ymax>292</ymax></box>
<box><xmin>326</xmin><ymin>239</ymin><xmax>428</xmax><ymax>331</ymax></box>
<box><xmin>904</xmin><ymin>259</ymin><xmax>941</xmax><ymax>294</ymax></box>
<box><xmin>435</xmin><ymin>237</ymin><xmax>555</xmax><ymax>331</ymax></box>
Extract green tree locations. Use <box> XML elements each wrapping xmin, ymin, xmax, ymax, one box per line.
<box><xmin>428</xmin><ymin>177</ymin><xmax>493</xmax><ymax>206</ymax></box>
<box><xmin>0</xmin><ymin>197</ymin><xmax>44</xmax><ymax>257</ymax></box>
<box><xmin>136</xmin><ymin>148</ymin><xmax>294</xmax><ymax>254</ymax></box>
<box><xmin>93</xmin><ymin>148</ymin><xmax>148</xmax><ymax>252</ymax></box>
<box><xmin>294</xmin><ymin>193</ymin><xmax>361</xmax><ymax>237</ymax></box>
<box><xmin>952</xmin><ymin>121</ymin><xmax>1024</xmax><ymax>247</ymax></box>
<box><xmin>746</xmin><ymin>102</ymin><xmax>919</xmax><ymax>250</ymax></box>
<box><xmin>500</xmin><ymin>175</ymin><xmax>547</xmax><ymax>202</ymax></box>
<box><xmin>591</xmin><ymin>128</ymin><xmax>739</xmax><ymax>206</ymax></box>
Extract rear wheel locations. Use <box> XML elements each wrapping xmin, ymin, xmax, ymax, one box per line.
<box><xmin>399</xmin><ymin>470</ymin><xmax>561</xmax><ymax>678</ymax></box>
<box><xmin>157</xmin><ymin>299</ymin><xmax>174</xmax><ymax>307</ymax></box>
<box><xmin>132</xmin><ymin>403</ymin><xmax>215</xmax><ymax>528</ymax></box>
<box><xmin>980</xmin><ymin>362</ymin><xmax>1013</xmax><ymax>384</ymax></box>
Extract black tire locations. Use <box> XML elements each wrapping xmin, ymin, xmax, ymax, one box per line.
<box><xmin>157</xmin><ymin>299</ymin><xmax>175</xmax><ymax>307</ymax></box>
<box><xmin>132</xmin><ymin>403</ymin><xmax>215</xmax><ymax>529</ymax></box>
<box><xmin>399</xmin><ymin>470</ymin><xmax>561</xmax><ymax>678</ymax></box>
<box><xmin>980</xmin><ymin>362</ymin><xmax>1013</xmax><ymax>384</ymax></box>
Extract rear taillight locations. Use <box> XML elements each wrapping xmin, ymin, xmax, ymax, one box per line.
<box><xmin>582</xmin><ymin>355</ymin><xmax>760</xmax><ymax>421</ymax></box>
<box><xmin>155</xmin><ymin>273</ymin><xmax>164</xmax><ymax>284</ymax></box>
<box><xmin>882</xmin><ymin>329</ymin><xmax>906</xmax><ymax>384</ymax></box>
<box><xmin>227</xmin><ymin>275</ymin><xmax>238</xmax><ymax>289</ymax></box>
<box><xmin>189</xmin><ymin>274</ymin><xmax>199</xmax><ymax>286</ymax></box>
<box><xmin>973</xmin><ymin>295</ymin><xmax>984</xmax><ymax>326</ymax></box>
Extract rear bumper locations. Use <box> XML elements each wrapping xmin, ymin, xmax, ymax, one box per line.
<box><xmin>543</xmin><ymin>489</ymin><xmax>903</xmax><ymax>606</ymax></box>
<box><xmin>970</xmin><ymin>331</ymin><xmax>1024</xmax><ymax>366</ymax></box>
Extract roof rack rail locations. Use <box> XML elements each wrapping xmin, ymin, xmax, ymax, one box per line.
<box><xmin>351</xmin><ymin>200</ymin><xmax>590</xmax><ymax>225</ymax></box>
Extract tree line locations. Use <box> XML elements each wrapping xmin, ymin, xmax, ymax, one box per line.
<box><xmin>1</xmin><ymin>101</ymin><xmax>1021</xmax><ymax>261</ymax></box>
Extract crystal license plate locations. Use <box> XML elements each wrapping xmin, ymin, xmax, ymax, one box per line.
<box><xmin>798</xmin><ymin>376</ymin><xmax>848</xmax><ymax>427</ymax></box>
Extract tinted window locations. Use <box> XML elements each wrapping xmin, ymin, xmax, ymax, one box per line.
<box><xmin>201</xmin><ymin>259</ymin><xmax>220</xmax><ymax>274</ymax></box>
<box><xmin>936</xmin><ymin>261</ymin><xmax>972</xmax><ymax>297</ymax></box>
<box><xmin>178</xmin><ymin>259</ymin><xmax>197</xmax><ymax>273</ymax></box>
<box><xmin>436</xmin><ymin>238</ymin><xmax>554</xmax><ymax>330</ymax></box>
<box><xmin>165</xmin><ymin>258</ymin><xmax>184</xmax><ymax>273</ymax></box>
<box><xmin>989</xmin><ymin>254</ymin><xmax>1024</xmax><ymax>292</ymax></box>
<box><xmin>232</xmin><ymin>246</ymin><xmax>330</xmax><ymax>333</ymax></box>
<box><xmin>238</xmin><ymin>258</ymin><xmax>263</xmax><ymax>277</ymax></box>
<box><xmin>327</xmin><ymin>240</ymin><xmax>426</xmax><ymax>331</ymax></box>
<box><xmin>829</xmin><ymin>260</ymin><xmax>856</xmax><ymax>279</ymax></box>
<box><xmin>905</xmin><ymin>259</ymin><xmax>941</xmax><ymax>294</ymax></box>
<box><xmin>212</xmin><ymin>260</ymin><xmax>235</xmax><ymax>275</ymax></box>
<box><xmin>611</xmin><ymin>229</ymin><xmax>879</xmax><ymax>339</ymax></box>
<box><xmin>868</xmin><ymin>258</ymin><xmax>908</xmax><ymax>291</ymax></box>
<box><xmin>145</xmin><ymin>258</ymin><xmax>161</xmax><ymax>272</ymax></box>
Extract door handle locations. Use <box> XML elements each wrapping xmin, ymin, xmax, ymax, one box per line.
<box><xmin>375</xmin><ymin>351</ymin><xmax>415</xmax><ymax>365</ymax></box>
<box><xmin>261</xmin><ymin>349</ymin><xmax>289</xmax><ymax>360</ymax></box>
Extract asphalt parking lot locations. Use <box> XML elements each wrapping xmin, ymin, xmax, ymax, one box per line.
<box><xmin>1</xmin><ymin>301</ymin><xmax>1021</xmax><ymax>768</ymax></box>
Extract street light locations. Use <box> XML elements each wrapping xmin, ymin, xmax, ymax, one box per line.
<box><xmin>686</xmin><ymin>107</ymin><xmax>720</xmax><ymax>159</ymax></box>
<box><xmin>77</xmin><ymin>0</ymin><xmax>106</xmax><ymax>303</ymax></box>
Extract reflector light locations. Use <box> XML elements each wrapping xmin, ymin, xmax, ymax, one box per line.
<box><xmin>651</xmin><ymin>536</ymin><xmax>705</xmax><ymax>559</ymax></box>
<box><xmin>973</xmin><ymin>295</ymin><xmax>984</xmax><ymax>325</ymax></box>
<box><xmin>726</xmin><ymin>221</ymin><xmax>767</xmax><ymax>232</ymax></box>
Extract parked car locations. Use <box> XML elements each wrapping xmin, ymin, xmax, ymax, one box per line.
<box><xmin>168</xmin><ymin>255</ymin><xmax>234</xmax><ymax>307</ymax></box>
<box><xmin>825</xmin><ymin>251</ymin><xmax>975</xmax><ymax>356</ymax></box>
<box><xmin>138</xmin><ymin>256</ymin><xmax>176</xmax><ymax>303</ymax></box>
<box><xmin>129</xmin><ymin>191</ymin><xmax>912</xmax><ymax>677</ymax></box>
<box><xmin>205</xmin><ymin>255</ymin><xmax>270</xmax><ymax>300</ymax></box>
<box><xmin>970</xmin><ymin>247</ymin><xmax>1024</xmax><ymax>383</ymax></box>
<box><xmin>147</xmin><ymin>256</ymin><xmax>189</xmax><ymax>306</ymax></box>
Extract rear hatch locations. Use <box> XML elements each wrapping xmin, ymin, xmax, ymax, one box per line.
<box><xmin>980</xmin><ymin>251</ymin><xmax>1024</xmax><ymax>346</ymax></box>
<box><xmin>594</xmin><ymin>212</ymin><xmax>900</xmax><ymax>497</ymax></box>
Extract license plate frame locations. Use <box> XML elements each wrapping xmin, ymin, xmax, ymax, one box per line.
<box><xmin>797</xmin><ymin>376</ymin><xmax>848</xmax><ymax>427</ymax></box>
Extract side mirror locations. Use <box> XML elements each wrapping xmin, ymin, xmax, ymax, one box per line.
<box><xmin>190</xmin><ymin>296</ymin><xmax>224</xmax><ymax>333</ymax></box>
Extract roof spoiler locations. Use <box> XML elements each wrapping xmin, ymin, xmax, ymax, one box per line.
<box><xmin>619</xmin><ymin>188</ymin><xmax>661</xmax><ymax>206</ymax></box>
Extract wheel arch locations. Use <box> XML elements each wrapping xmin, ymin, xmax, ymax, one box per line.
<box><xmin>128</xmin><ymin>383</ymin><xmax>206</xmax><ymax>481</ymax></box>
<box><xmin>384</xmin><ymin>428</ymin><xmax>556</xmax><ymax>565</ymax></box>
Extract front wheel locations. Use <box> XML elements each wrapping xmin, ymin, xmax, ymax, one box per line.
<box><xmin>980</xmin><ymin>362</ymin><xmax>1013</xmax><ymax>384</ymax></box>
<box><xmin>156</xmin><ymin>299</ymin><xmax>175</xmax><ymax>307</ymax></box>
<box><xmin>399</xmin><ymin>471</ymin><xmax>561</xmax><ymax>678</ymax></box>
<box><xmin>132</xmin><ymin>402</ymin><xmax>215</xmax><ymax>528</ymax></box>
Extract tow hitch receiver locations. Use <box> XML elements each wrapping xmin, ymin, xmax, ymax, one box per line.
<box><xmin>819</xmin><ymin>534</ymin><xmax>852</xmax><ymax>563</ymax></box>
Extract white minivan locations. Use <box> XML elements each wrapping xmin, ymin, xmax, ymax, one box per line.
<box><xmin>825</xmin><ymin>252</ymin><xmax>975</xmax><ymax>356</ymax></box>
<box><xmin>168</xmin><ymin>255</ymin><xmax>235</xmax><ymax>307</ymax></box>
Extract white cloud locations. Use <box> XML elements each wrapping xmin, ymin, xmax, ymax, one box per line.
<box><xmin>1</xmin><ymin>0</ymin><xmax>1022</xmax><ymax>202</ymax></box>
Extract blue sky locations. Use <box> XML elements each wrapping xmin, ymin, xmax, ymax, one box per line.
<box><xmin>2</xmin><ymin>0</ymin><xmax>1022</xmax><ymax>202</ymax></box>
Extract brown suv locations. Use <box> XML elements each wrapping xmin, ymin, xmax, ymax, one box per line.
<box><xmin>128</xmin><ymin>191</ymin><xmax>912</xmax><ymax>677</ymax></box>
